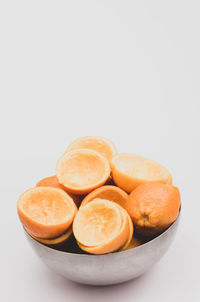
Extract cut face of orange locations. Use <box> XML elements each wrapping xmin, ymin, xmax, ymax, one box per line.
<box><xmin>65</xmin><ymin>136</ymin><xmax>117</xmax><ymax>163</ymax></box>
<box><xmin>80</xmin><ymin>185</ymin><xmax>128</xmax><ymax>209</ymax></box>
<box><xmin>17</xmin><ymin>187</ymin><xmax>77</xmax><ymax>239</ymax></box>
<box><xmin>73</xmin><ymin>198</ymin><xmax>122</xmax><ymax>246</ymax></box>
<box><xmin>73</xmin><ymin>198</ymin><xmax>130</xmax><ymax>254</ymax></box>
<box><xmin>56</xmin><ymin>149</ymin><xmax>110</xmax><ymax>194</ymax></box>
<box><xmin>25</xmin><ymin>226</ymin><xmax>73</xmax><ymax>245</ymax></box>
<box><xmin>111</xmin><ymin>153</ymin><xmax>172</xmax><ymax>193</ymax></box>
<box><xmin>36</xmin><ymin>175</ymin><xmax>83</xmax><ymax>207</ymax></box>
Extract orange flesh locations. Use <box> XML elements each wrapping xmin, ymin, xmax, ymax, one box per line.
<box><xmin>76</xmin><ymin>201</ymin><xmax>130</xmax><ymax>254</ymax></box>
<box><xmin>17</xmin><ymin>187</ymin><xmax>77</xmax><ymax>238</ymax></box>
<box><xmin>80</xmin><ymin>185</ymin><xmax>128</xmax><ymax>208</ymax></box>
<box><xmin>56</xmin><ymin>149</ymin><xmax>110</xmax><ymax>194</ymax></box>
<box><xmin>113</xmin><ymin>154</ymin><xmax>170</xmax><ymax>181</ymax></box>
<box><xmin>111</xmin><ymin>153</ymin><xmax>172</xmax><ymax>192</ymax></box>
<box><xmin>66</xmin><ymin>136</ymin><xmax>117</xmax><ymax>163</ymax></box>
<box><xmin>73</xmin><ymin>199</ymin><xmax>122</xmax><ymax>247</ymax></box>
<box><xmin>22</xmin><ymin>190</ymin><xmax>73</xmax><ymax>225</ymax></box>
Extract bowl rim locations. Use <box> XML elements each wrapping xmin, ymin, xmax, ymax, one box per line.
<box><xmin>24</xmin><ymin>210</ymin><xmax>181</xmax><ymax>258</ymax></box>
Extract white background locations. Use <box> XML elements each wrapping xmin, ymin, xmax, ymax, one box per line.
<box><xmin>0</xmin><ymin>1</ymin><xmax>200</xmax><ymax>301</ymax></box>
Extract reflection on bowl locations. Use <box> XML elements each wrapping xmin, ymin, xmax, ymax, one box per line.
<box><xmin>24</xmin><ymin>213</ymin><xmax>180</xmax><ymax>286</ymax></box>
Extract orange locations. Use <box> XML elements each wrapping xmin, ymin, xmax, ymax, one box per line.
<box><xmin>126</xmin><ymin>182</ymin><xmax>181</xmax><ymax>236</ymax></box>
<box><xmin>80</xmin><ymin>185</ymin><xmax>128</xmax><ymax>208</ymax></box>
<box><xmin>36</xmin><ymin>175</ymin><xmax>65</xmax><ymax>190</ymax></box>
<box><xmin>17</xmin><ymin>187</ymin><xmax>77</xmax><ymax>238</ymax></box>
<box><xmin>73</xmin><ymin>199</ymin><xmax>130</xmax><ymax>254</ymax></box>
<box><xmin>65</xmin><ymin>136</ymin><xmax>117</xmax><ymax>163</ymax></box>
<box><xmin>25</xmin><ymin>226</ymin><xmax>72</xmax><ymax>245</ymax></box>
<box><xmin>122</xmin><ymin>237</ymin><xmax>143</xmax><ymax>250</ymax></box>
<box><xmin>56</xmin><ymin>149</ymin><xmax>110</xmax><ymax>194</ymax></box>
<box><xmin>111</xmin><ymin>153</ymin><xmax>172</xmax><ymax>193</ymax></box>
<box><xmin>36</xmin><ymin>175</ymin><xmax>83</xmax><ymax>207</ymax></box>
<box><xmin>120</xmin><ymin>209</ymin><xmax>134</xmax><ymax>250</ymax></box>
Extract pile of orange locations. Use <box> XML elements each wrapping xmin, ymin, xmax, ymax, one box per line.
<box><xmin>17</xmin><ymin>136</ymin><xmax>181</xmax><ymax>254</ymax></box>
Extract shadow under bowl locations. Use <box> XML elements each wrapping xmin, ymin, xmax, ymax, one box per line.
<box><xmin>24</xmin><ymin>213</ymin><xmax>180</xmax><ymax>286</ymax></box>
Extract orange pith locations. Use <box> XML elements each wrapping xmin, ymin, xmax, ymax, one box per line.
<box><xmin>56</xmin><ymin>149</ymin><xmax>110</xmax><ymax>194</ymax></box>
<box><xmin>17</xmin><ymin>187</ymin><xmax>77</xmax><ymax>238</ymax></box>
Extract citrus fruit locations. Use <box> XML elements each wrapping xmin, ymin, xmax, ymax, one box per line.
<box><xmin>25</xmin><ymin>226</ymin><xmax>73</xmax><ymax>245</ymax></box>
<box><xmin>122</xmin><ymin>237</ymin><xmax>143</xmax><ymax>250</ymax></box>
<box><xmin>36</xmin><ymin>175</ymin><xmax>83</xmax><ymax>207</ymax></box>
<box><xmin>65</xmin><ymin>136</ymin><xmax>117</xmax><ymax>163</ymax></box>
<box><xmin>120</xmin><ymin>209</ymin><xmax>134</xmax><ymax>250</ymax></box>
<box><xmin>80</xmin><ymin>185</ymin><xmax>128</xmax><ymax>208</ymax></box>
<box><xmin>73</xmin><ymin>198</ymin><xmax>130</xmax><ymax>254</ymax></box>
<box><xmin>111</xmin><ymin>153</ymin><xmax>172</xmax><ymax>192</ymax></box>
<box><xmin>126</xmin><ymin>182</ymin><xmax>181</xmax><ymax>236</ymax></box>
<box><xmin>56</xmin><ymin>149</ymin><xmax>110</xmax><ymax>194</ymax></box>
<box><xmin>17</xmin><ymin>187</ymin><xmax>77</xmax><ymax>238</ymax></box>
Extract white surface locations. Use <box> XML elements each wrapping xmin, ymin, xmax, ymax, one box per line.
<box><xmin>0</xmin><ymin>1</ymin><xmax>199</xmax><ymax>301</ymax></box>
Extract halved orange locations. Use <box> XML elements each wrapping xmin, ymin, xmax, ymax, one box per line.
<box><xmin>36</xmin><ymin>175</ymin><xmax>83</xmax><ymax>207</ymax></box>
<box><xmin>120</xmin><ymin>210</ymin><xmax>134</xmax><ymax>250</ymax></box>
<box><xmin>36</xmin><ymin>175</ymin><xmax>66</xmax><ymax>190</ymax></box>
<box><xmin>80</xmin><ymin>185</ymin><xmax>128</xmax><ymax>208</ymax></box>
<box><xmin>73</xmin><ymin>199</ymin><xmax>130</xmax><ymax>254</ymax></box>
<box><xmin>111</xmin><ymin>153</ymin><xmax>172</xmax><ymax>193</ymax></box>
<box><xmin>25</xmin><ymin>226</ymin><xmax>73</xmax><ymax>245</ymax></box>
<box><xmin>17</xmin><ymin>187</ymin><xmax>77</xmax><ymax>239</ymax></box>
<box><xmin>56</xmin><ymin>149</ymin><xmax>110</xmax><ymax>194</ymax></box>
<box><xmin>65</xmin><ymin>136</ymin><xmax>117</xmax><ymax>163</ymax></box>
<box><xmin>122</xmin><ymin>237</ymin><xmax>143</xmax><ymax>250</ymax></box>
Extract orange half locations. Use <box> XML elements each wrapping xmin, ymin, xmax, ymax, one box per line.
<box><xmin>74</xmin><ymin>199</ymin><xmax>130</xmax><ymax>254</ymax></box>
<box><xmin>56</xmin><ymin>149</ymin><xmax>110</xmax><ymax>194</ymax></box>
<box><xmin>80</xmin><ymin>185</ymin><xmax>128</xmax><ymax>209</ymax></box>
<box><xmin>73</xmin><ymin>198</ymin><xmax>122</xmax><ymax>247</ymax></box>
<box><xmin>36</xmin><ymin>175</ymin><xmax>83</xmax><ymax>207</ymax></box>
<box><xmin>17</xmin><ymin>187</ymin><xmax>77</xmax><ymax>239</ymax></box>
<box><xmin>65</xmin><ymin>136</ymin><xmax>117</xmax><ymax>163</ymax></box>
<box><xmin>120</xmin><ymin>210</ymin><xmax>134</xmax><ymax>251</ymax></box>
<box><xmin>111</xmin><ymin>153</ymin><xmax>172</xmax><ymax>193</ymax></box>
<box><xmin>25</xmin><ymin>226</ymin><xmax>73</xmax><ymax>245</ymax></box>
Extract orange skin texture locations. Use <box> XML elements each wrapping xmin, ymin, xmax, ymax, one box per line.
<box><xmin>80</xmin><ymin>185</ymin><xmax>128</xmax><ymax>209</ymax></box>
<box><xmin>56</xmin><ymin>149</ymin><xmax>110</xmax><ymax>195</ymax></box>
<box><xmin>36</xmin><ymin>175</ymin><xmax>83</xmax><ymax>207</ymax></box>
<box><xmin>17</xmin><ymin>187</ymin><xmax>78</xmax><ymax>239</ymax></box>
<box><xmin>126</xmin><ymin>182</ymin><xmax>181</xmax><ymax>236</ymax></box>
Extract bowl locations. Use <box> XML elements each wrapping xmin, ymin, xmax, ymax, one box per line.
<box><xmin>24</xmin><ymin>213</ymin><xmax>180</xmax><ymax>286</ymax></box>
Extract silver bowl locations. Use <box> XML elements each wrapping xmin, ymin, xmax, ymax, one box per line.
<box><xmin>24</xmin><ymin>214</ymin><xmax>180</xmax><ymax>286</ymax></box>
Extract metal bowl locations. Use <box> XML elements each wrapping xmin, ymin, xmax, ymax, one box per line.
<box><xmin>24</xmin><ymin>214</ymin><xmax>180</xmax><ymax>286</ymax></box>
